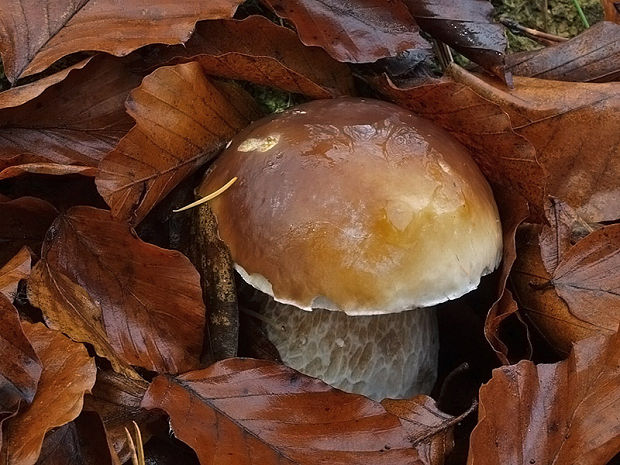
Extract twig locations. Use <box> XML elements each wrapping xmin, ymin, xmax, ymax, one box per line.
<box><xmin>500</xmin><ymin>17</ymin><xmax>568</xmax><ymax>44</ymax></box>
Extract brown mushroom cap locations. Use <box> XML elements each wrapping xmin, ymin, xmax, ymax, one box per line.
<box><xmin>200</xmin><ymin>98</ymin><xmax>502</xmax><ymax>315</ymax></box>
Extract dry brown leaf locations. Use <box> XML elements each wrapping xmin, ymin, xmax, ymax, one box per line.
<box><xmin>0</xmin><ymin>295</ymin><xmax>42</xmax><ymax>449</ymax></box>
<box><xmin>550</xmin><ymin>224</ymin><xmax>620</xmax><ymax>330</ymax></box>
<box><xmin>96</xmin><ymin>61</ymin><xmax>261</xmax><ymax>225</ymax></box>
<box><xmin>83</xmin><ymin>370</ymin><xmax>157</xmax><ymax>464</ymax></box>
<box><xmin>0</xmin><ymin>56</ymin><xmax>143</xmax><ymax>174</ymax></box>
<box><xmin>142</xmin><ymin>358</ymin><xmax>433</xmax><ymax>464</ymax></box>
<box><xmin>36</xmin><ymin>411</ymin><xmax>119</xmax><ymax>465</ymax></box>
<box><xmin>467</xmin><ymin>330</ymin><xmax>620</xmax><ymax>465</ymax></box>
<box><xmin>0</xmin><ymin>163</ymin><xmax>96</xmax><ymax>181</ymax></box>
<box><xmin>371</xmin><ymin>73</ymin><xmax>544</xmax><ymax>220</ymax></box>
<box><xmin>261</xmin><ymin>0</ymin><xmax>429</xmax><ymax>63</ymax></box>
<box><xmin>0</xmin><ymin>246</ymin><xmax>31</xmax><ymax>300</ymax></box>
<box><xmin>450</xmin><ymin>66</ymin><xmax>620</xmax><ymax>223</ymax></box>
<box><xmin>512</xmin><ymin>224</ymin><xmax>602</xmax><ymax>354</ymax></box>
<box><xmin>164</xmin><ymin>16</ymin><xmax>355</xmax><ymax>98</ymax></box>
<box><xmin>0</xmin><ymin>196</ymin><xmax>57</xmax><ymax>266</ymax></box>
<box><xmin>484</xmin><ymin>191</ymin><xmax>531</xmax><ymax>364</ymax></box>
<box><xmin>0</xmin><ymin>321</ymin><xmax>96</xmax><ymax>465</ymax></box>
<box><xmin>0</xmin><ymin>58</ymin><xmax>92</xmax><ymax>110</ymax></box>
<box><xmin>405</xmin><ymin>0</ymin><xmax>508</xmax><ymax>82</ymax></box>
<box><xmin>0</xmin><ymin>0</ymin><xmax>244</xmax><ymax>83</ymax></box>
<box><xmin>382</xmin><ymin>395</ymin><xmax>468</xmax><ymax>465</ymax></box>
<box><xmin>602</xmin><ymin>0</ymin><xmax>620</xmax><ymax>22</ymax></box>
<box><xmin>506</xmin><ymin>21</ymin><xmax>620</xmax><ymax>83</ymax></box>
<box><xmin>27</xmin><ymin>206</ymin><xmax>205</xmax><ymax>375</ymax></box>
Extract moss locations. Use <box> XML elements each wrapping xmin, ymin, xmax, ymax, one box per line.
<box><xmin>241</xmin><ymin>83</ymin><xmax>306</xmax><ymax>114</ymax></box>
<box><xmin>492</xmin><ymin>0</ymin><xmax>604</xmax><ymax>52</ymax></box>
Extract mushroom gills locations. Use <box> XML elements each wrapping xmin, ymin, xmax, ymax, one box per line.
<box><xmin>260</xmin><ymin>296</ymin><xmax>438</xmax><ymax>401</ymax></box>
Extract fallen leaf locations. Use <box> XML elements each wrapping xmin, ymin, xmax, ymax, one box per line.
<box><xmin>36</xmin><ymin>411</ymin><xmax>119</xmax><ymax>465</ymax></box>
<box><xmin>550</xmin><ymin>224</ymin><xmax>620</xmax><ymax>330</ymax></box>
<box><xmin>371</xmin><ymin>73</ymin><xmax>544</xmax><ymax>221</ymax></box>
<box><xmin>0</xmin><ymin>196</ymin><xmax>57</xmax><ymax>266</ymax></box>
<box><xmin>602</xmin><ymin>0</ymin><xmax>620</xmax><ymax>23</ymax></box>
<box><xmin>142</xmin><ymin>358</ymin><xmax>431</xmax><ymax>464</ymax></box>
<box><xmin>164</xmin><ymin>16</ymin><xmax>355</xmax><ymax>98</ymax></box>
<box><xmin>484</xmin><ymin>190</ymin><xmax>531</xmax><ymax>364</ymax></box>
<box><xmin>0</xmin><ymin>58</ymin><xmax>92</xmax><ymax>110</ymax></box>
<box><xmin>449</xmin><ymin>66</ymin><xmax>620</xmax><ymax>223</ymax></box>
<box><xmin>0</xmin><ymin>247</ymin><xmax>31</xmax><ymax>300</ymax></box>
<box><xmin>96</xmin><ymin>61</ymin><xmax>261</xmax><ymax>225</ymax></box>
<box><xmin>83</xmin><ymin>370</ymin><xmax>157</xmax><ymax>464</ymax></box>
<box><xmin>467</xmin><ymin>330</ymin><xmax>620</xmax><ymax>465</ymax></box>
<box><xmin>506</xmin><ymin>21</ymin><xmax>620</xmax><ymax>83</ymax></box>
<box><xmin>0</xmin><ymin>55</ymin><xmax>143</xmax><ymax>174</ymax></box>
<box><xmin>27</xmin><ymin>206</ymin><xmax>205</xmax><ymax>375</ymax></box>
<box><xmin>382</xmin><ymin>395</ymin><xmax>470</xmax><ymax>465</ymax></box>
<box><xmin>0</xmin><ymin>295</ymin><xmax>42</xmax><ymax>449</ymax></box>
<box><xmin>0</xmin><ymin>0</ymin><xmax>244</xmax><ymax>83</ymax></box>
<box><xmin>512</xmin><ymin>224</ymin><xmax>605</xmax><ymax>354</ymax></box>
<box><xmin>404</xmin><ymin>0</ymin><xmax>508</xmax><ymax>82</ymax></box>
<box><xmin>261</xmin><ymin>0</ymin><xmax>430</xmax><ymax>63</ymax></box>
<box><xmin>0</xmin><ymin>321</ymin><xmax>96</xmax><ymax>465</ymax></box>
<box><xmin>0</xmin><ymin>163</ymin><xmax>96</xmax><ymax>181</ymax></box>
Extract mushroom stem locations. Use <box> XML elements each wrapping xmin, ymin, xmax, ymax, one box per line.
<box><xmin>259</xmin><ymin>297</ymin><xmax>439</xmax><ymax>401</ymax></box>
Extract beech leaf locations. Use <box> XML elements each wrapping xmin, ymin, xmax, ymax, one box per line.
<box><xmin>506</xmin><ymin>21</ymin><xmax>620</xmax><ymax>83</ymax></box>
<box><xmin>0</xmin><ymin>321</ymin><xmax>96</xmax><ymax>465</ymax></box>
<box><xmin>0</xmin><ymin>246</ymin><xmax>31</xmax><ymax>300</ymax></box>
<box><xmin>0</xmin><ymin>295</ymin><xmax>42</xmax><ymax>448</ymax></box>
<box><xmin>142</xmin><ymin>358</ymin><xmax>439</xmax><ymax>464</ymax></box>
<box><xmin>405</xmin><ymin>0</ymin><xmax>509</xmax><ymax>82</ymax></box>
<box><xmin>0</xmin><ymin>0</ymin><xmax>244</xmax><ymax>83</ymax></box>
<box><xmin>467</xmin><ymin>331</ymin><xmax>620</xmax><ymax>465</ymax></box>
<box><xmin>0</xmin><ymin>56</ymin><xmax>143</xmax><ymax>175</ymax></box>
<box><xmin>163</xmin><ymin>16</ymin><xmax>355</xmax><ymax>98</ymax></box>
<box><xmin>449</xmin><ymin>66</ymin><xmax>620</xmax><ymax>223</ymax></box>
<box><xmin>261</xmin><ymin>0</ymin><xmax>430</xmax><ymax>63</ymax></box>
<box><xmin>27</xmin><ymin>206</ymin><xmax>205</xmax><ymax>375</ymax></box>
<box><xmin>96</xmin><ymin>61</ymin><xmax>261</xmax><ymax>225</ymax></box>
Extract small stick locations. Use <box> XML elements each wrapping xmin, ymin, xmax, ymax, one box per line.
<box><xmin>500</xmin><ymin>17</ymin><xmax>569</xmax><ymax>43</ymax></box>
<box><xmin>173</xmin><ymin>177</ymin><xmax>237</xmax><ymax>213</ymax></box>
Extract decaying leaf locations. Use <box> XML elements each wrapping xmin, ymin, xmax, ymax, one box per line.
<box><xmin>0</xmin><ymin>321</ymin><xmax>96</xmax><ymax>465</ymax></box>
<box><xmin>468</xmin><ymin>330</ymin><xmax>620</xmax><ymax>465</ymax></box>
<box><xmin>0</xmin><ymin>246</ymin><xmax>31</xmax><ymax>300</ymax></box>
<box><xmin>96</xmin><ymin>61</ymin><xmax>261</xmax><ymax>225</ymax></box>
<box><xmin>0</xmin><ymin>295</ymin><xmax>42</xmax><ymax>449</ymax></box>
<box><xmin>27</xmin><ymin>206</ymin><xmax>205</xmax><ymax>375</ymax></box>
<box><xmin>0</xmin><ymin>196</ymin><xmax>58</xmax><ymax>266</ymax></box>
<box><xmin>0</xmin><ymin>0</ymin><xmax>244</xmax><ymax>83</ymax></box>
<box><xmin>35</xmin><ymin>411</ymin><xmax>119</xmax><ymax>465</ymax></box>
<box><xmin>142</xmin><ymin>358</ymin><xmax>435</xmax><ymax>464</ymax></box>
<box><xmin>0</xmin><ymin>56</ymin><xmax>142</xmax><ymax>175</ymax></box>
<box><xmin>164</xmin><ymin>16</ymin><xmax>355</xmax><ymax>98</ymax></box>
<box><xmin>405</xmin><ymin>0</ymin><xmax>509</xmax><ymax>82</ymax></box>
<box><xmin>602</xmin><ymin>0</ymin><xmax>620</xmax><ymax>23</ymax></box>
<box><xmin>261</xmin><ymin>0</ymin><xmax>430</xmax><ymax>63</ymax></box>
<box><xmin>506</xmin><ymin>21</ymin><xmax>620</xmax><ymax>83</ymax></box>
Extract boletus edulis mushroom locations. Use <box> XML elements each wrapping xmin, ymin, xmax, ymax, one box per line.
<box><xmin>198</xmin><ymin>98</ymin><xmax>502</xmax><ymax>400</ymax></box>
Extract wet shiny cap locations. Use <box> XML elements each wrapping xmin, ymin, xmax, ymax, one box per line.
<box><xmin>199</xmin><ymin>98</ymin><xmax>502</xmax><ymax>315</ymax></box>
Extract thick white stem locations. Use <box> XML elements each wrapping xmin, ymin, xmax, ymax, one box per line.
<box><xmin>260</xmin><ymin>299</ymin><xmax>439</xmax><ymax>401</ymax></box>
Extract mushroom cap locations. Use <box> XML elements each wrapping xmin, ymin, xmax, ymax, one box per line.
<box><xmin>200</xmin><ymin>98</ymin><xmax>502</xmax><ymax>315</ymax></box>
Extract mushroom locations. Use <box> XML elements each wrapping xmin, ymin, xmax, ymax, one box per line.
<box><xmin>198</xmin><ymin>98</ymin><xmax>502</xmax><ymax>400</ymax></box>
